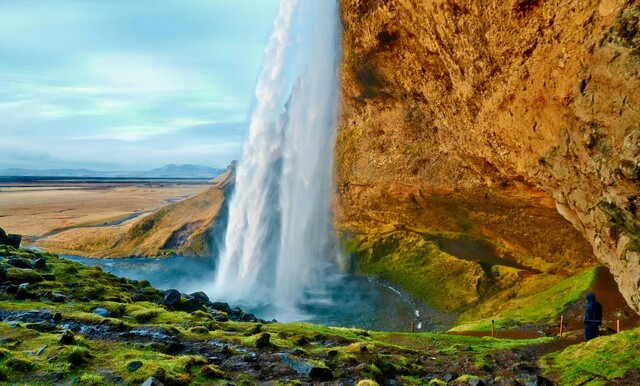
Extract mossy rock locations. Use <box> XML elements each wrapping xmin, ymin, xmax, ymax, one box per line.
<box><xmin>4</xmin><ymin>267</ymin><xmax>44</xmax><ymax>284</ymax></box>
<box><xmin>6</xmin><ymin>357</ymin><xmax>34</xmax><ymax>372</ymax></box>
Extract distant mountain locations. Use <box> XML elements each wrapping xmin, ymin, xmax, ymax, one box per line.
<box><xmin>0</xmin><ymin>164</ymin><xmax>224</xmax><ymax>179</ymax></box>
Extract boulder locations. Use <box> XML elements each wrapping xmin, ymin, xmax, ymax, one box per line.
<box><xmin>189</xmin><ymin>291</ymin><xmax>210</xmax><ymax>303</ymax></box>
<box><xmin>255</xmin><ymin>333</ymin><xmax>271</xmax><ymax>348</ymax></box>
<box><xmin>210</xmin><ymin>302</ymin><xmax>231</xmax><ymax>313</ymax></box>
<box><xmin>141</xmin><ymin>377</ymin><xmax>164</xmax><ymax>386</ymax></box>
<box><xmin>52</xmin><ymin>293</ymin><xmax>66</xmax><ymax>303</ymax></box>
<box><xmin>127</xmin><ymin>361</ymin><xmax>143</xmax><ymax>372</ymax></box>
<box><xmin>59</xmin><ymin>331</ymin><xmax>76</xmax><ymax>345</ymax></box>
<box><xmin>277</xmin><ymin>353</ymin><xmax>333</xmax><ymax>381</ymax></box>
<box><xmin>0</xmin><ymin>229</ymin><xmax>21</xmax><ymax>248</ymax></box>
<box><xmin>5</xmin><ymin>267</ymin><xmax>44</xmax><ymax>284</ymax></box>
<box><xmin>91</xmin><ymin>308</ymin><xmax>111</xmax><ymax>318</ymax></box>
<box><xmin>16</xmin><ymin>283</ymin><xmax>34</xmax><ymax>300</ymax></box>
<box><xmin>6</xmin><ymin>234</ymin><xmax>21</xmax><ymax>248</ymax></box>
<box><xmin>177</xmin><ymin>297</ymin><xmax>204</xmax><ymax>313</ymax></box>
<box><xmin>9</xmin><ymin>257</ymin><xmax>33</xmax><ymax>269</ymax></box>
<box><xmin>163</xmin><ymin>289</ymin><xmax>182</xmax><ymax>308</ymax></box>
<box><xmin>33</xmin><ymin>258</ymin><xmax>46</xmax><ymax>269</ymax></box>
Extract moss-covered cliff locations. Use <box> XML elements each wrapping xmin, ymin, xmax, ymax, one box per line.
<box><xmin>337</xmin><ymin>0</ymin><xmax>640</xmax><ymax>311</ymax></box>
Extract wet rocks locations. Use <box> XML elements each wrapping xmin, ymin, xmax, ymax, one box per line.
<box><xmin>127</xmin><ymin>360</ymin><xmax>143</xmax><ymax>372</ymax></box>
<box><xmin>59</xmin><ymin>331</ymin><xmax>76</xmax><ymax>345</ymax></box>
<box><xmin>91</xmin><ymin>308</ymin><xmax>111</xmax><ymax>318</ymax></box>
<box><xmin>163</xmin><ymin>289</ymin><xmax>182</xmax><ymax>308</ymax></box>
<box><xmin>0</xmin><ymin>228</ymin><xmax>21</xmax><ymax>248</ymax></box>
<box><xmin>278</xmin><ymin>354</ymin><xmax>333</xmax><ymax>381</ymax></box>
<box><xmin>255</xmin><ymin>333</ymin><xmax>272</xmax><ymax>348</ymax></box>
<box><xmin>8</xmin><ymin>257</ymin><xmax>32</xmax><ymax>269</ymax></box>
<box><xmin>142</xmin><ymin>376</ymin><xmax>164</xmax><ymax>386</ymax></box>
<box><xmin>6</xmin><ymin>357</ymin><xmax>34</xmax><ymax>372</ymax></box>
<box><xmin>4</xmin><ymin>267</ymin><xmax>44</xmax><ymax>284</ymax></box>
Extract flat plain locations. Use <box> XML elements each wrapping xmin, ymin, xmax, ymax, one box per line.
<box><xmin>0</xmin><ymin>178</ymin><xmax>210</xmax><ymax>241</ymax></box>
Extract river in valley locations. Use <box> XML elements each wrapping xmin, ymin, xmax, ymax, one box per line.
<box><xmin>60</xmin><ymin>254</ymin><xmax>456</xmax><ymax>332</ymax></box>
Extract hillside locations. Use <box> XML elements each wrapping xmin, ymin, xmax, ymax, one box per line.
<box><xmin>35</xmin><ymin>164</ymin><xmax>235</xmax><ymax>258</ymax></box>
<box><xmin>336</xmin><ymin>0</ymin><xmax>640</xmax><ymax>313</ymax></box>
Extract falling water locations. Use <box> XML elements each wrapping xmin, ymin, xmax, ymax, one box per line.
<box><xmin>210</xmin><ymin>0</ymin><xmax>341</xmax><ymax>319</ymax></box>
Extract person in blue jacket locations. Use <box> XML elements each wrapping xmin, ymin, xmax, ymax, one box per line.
<box><xmin>584</xmin><ymin>292</ymin><xmax>602</xmax><ymax>341</ymax></box>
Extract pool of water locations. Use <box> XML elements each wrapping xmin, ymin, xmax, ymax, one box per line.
<box><xmin>60</xmin><ymin>254</ymin><xmax>455</xmax><ymax>332</ymax></box>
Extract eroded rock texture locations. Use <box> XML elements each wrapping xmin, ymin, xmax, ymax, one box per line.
<box><xmin>337</xmin><ymin>0</ymin><xmax>640</xmax><ymax>311</ymax></box>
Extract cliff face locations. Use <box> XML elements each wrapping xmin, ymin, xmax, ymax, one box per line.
<box><xmin>337</xmin><ymin>0</ymin><xmax>640</xmax><ymax>311</ymax></box>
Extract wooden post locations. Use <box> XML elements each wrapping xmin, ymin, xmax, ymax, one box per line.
<box><xmin>617</xmin><ymin>319</ymin><xmax>620</xmax><ymax>333</ymax></box>
<box><xmin>559</xmin><ymin>315</ymin><xmax>564</xmax><ymax>339</ymax></box>
<box><xmin>491</xmin><ymin>320</ymin><xmax>495</xmax><ymax>338</ymax></box>
<box><xmin>410</xmin><ymin>321</ymin><xmax>415</xmax><ymax>333</ymax></box>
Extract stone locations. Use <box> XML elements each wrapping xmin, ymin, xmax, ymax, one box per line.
<box><xmin>127</xmin><ymin>360</ymin><xmax>143</xmax><ymax>372</ymax></box>
<box><xmin>6</xmin><ymin>267</ymin><xmax>43</xmax><ymax>284</ymax></box>
<box><xmin>6</xmin><ymin>234</ymin><xmax>21</xmax><ymax>248</ymax></box>
<box><xmin>290</xmin><ymin>348</ymin><xmax>305</xmax><ymax>356</ymax></box>
<box><xmin>52</xmin><ymin>293</ymin><xmax>66</xmax><ymax>303</ymax></box>
<box><xmin>6</xmin><ymin>357</ymin><xmax>34</xmax><ymax>372</ymax></box>
<box><xmin>9</xmin><ymin>257</ymin><xmax>32</xmax><ymax>269</ymax></box>
<box><xmin>33</xmin><ymin>258</ymin><xmax>46</xmax><ymax>269</ymax></box>
<box><xmin>36</xmin><ymin>345</ymin><xmax>48</xmax><ymax>355</ymax></box>
<box><xmin>468</xmin><ymin>377</ymin><xmax>485</xmax><ymax>386</ymax></box>
<box><xmin>309</xmin><ymin>366</ymin><xmax>333</xmax><ymax>381</ymax></box>
<box><xmin>200</xmin><ymin>364</ymin><xmax>225</xmax><ymax>379</ymax></box>
<box><xmin>163</xmin><ymin>289</ymin><xmax>182</xmax><ymax>308</ymax></box>
<box><xmin>210</xmin><ymin>302</ymin><xmax>231</xmax><ymax>313</ymax></box>
<box><xmin>26</xmin><ymin>322</ymin><xmax>57</xmax><ymax>332</ymax></box>
<box><xmin>141</xmin><ymin>376</ymin><xmax>165</xmax><ymax>386</ymax></box>
<box><xmin>255</xmin><ymin>333</ymin><xmax>271</xmax><ymax>348</ymax></box>
<box><xmin>16</xmin><ymin>283</ymin><xmax>33</xmax><ymax>300</ymax></box>
<box><xmin>91</xmin><ymin>308</ymin><xmax>111</xmax><ymax>318</ymax></box>
<box><xmin>44</xmin><ymin>372</ymin><xmax>64</xmax><ymax>382</ymax></box>
<box><xmin>59</xmin><ymin>331</ymin><xmax>76</xmax><ymax>345</ymax></box>
<box><xmin>189</xmin><ymin>291</ymin><xmax>210</xmax><ymax>303</ymax></box>
<box><xmin>53</xmin><ymin>312</ymin><xmax>62</xmax><ymax>322</ymax></box>
<box><xmin>177</xmin><ymin>297</ymin><xmax>204</xmax><ymax>313</ymax></box>
<box><xmin>443</xmin><ymin>373</ymin><xmax>459</xmax><ymax>383</ymax></box>
<box><xmin>514</xmin><ymin>374</ymin><xmax>556</xmax><ymax>386</ymax></box>
<box><xmin>42</xmin><ymin>273</ymin><xmax>56</xmax><ymax>281</ymax></box>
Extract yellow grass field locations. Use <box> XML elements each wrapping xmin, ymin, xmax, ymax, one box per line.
<box><xmin>0</xmin><ymin>182</ymin><xmax>209</xmax><ymax>241</ymax></box>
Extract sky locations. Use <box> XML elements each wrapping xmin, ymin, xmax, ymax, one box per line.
<box><xmin>0</xmin><ymin>0</ymin><xmax>280</xmax><ymax>171</ymax></box>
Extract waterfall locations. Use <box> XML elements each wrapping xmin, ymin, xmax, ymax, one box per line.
<box><xmin>210</xmin><ymin>0</ymin><xmax>341</xmax><ymax>319</ymax></box>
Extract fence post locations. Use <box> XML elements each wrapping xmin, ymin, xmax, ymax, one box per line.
<box><xmin>559</xmin><ymin>315</ymin><xmax>564</xmax><ymax>339</ymax></box>
<box><xmin>617</xmin><ymin>319</ymin><xmax>620</xmax><ymax>333</ymax></box>
<box><xmin>410</xmin><ymin>321</ymin><xmax>415</xmax><ymax>333</ymax></box>
<box><xmin>491</xmin><ymin>320</ymin><xmax>495</xmax><ymax>338</ymax></box>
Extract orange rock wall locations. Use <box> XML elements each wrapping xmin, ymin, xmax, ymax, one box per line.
<box><xmin>337</xmin><ymin>0</ymin><xmax>640</xmax><ymax>311</ymax></box>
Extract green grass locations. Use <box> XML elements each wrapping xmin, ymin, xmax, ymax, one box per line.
<box><xmin>452</xmin><ymin>267</ymin><xmax>597</xmax><ymax>331</ymax></box>
<box><xmin>541</xmin><ymin>329</ymin><xmax>640</xmax><ymax>385</ymax></box>
<box><xmin>344</xmin><ymin>232</ymin><xmax>487</xmax><ymax>311</ymax></box>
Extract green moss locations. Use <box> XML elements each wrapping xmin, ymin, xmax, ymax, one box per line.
<box><xmin>344</xmin><ymin>232</ymin><xmax>487</xmax><ymax>311</ymax></box>
<box><xmin>452</xmin><ymin>267</ymin><xmax>598</xmax><ymax>331</ymax></box>
<box><xmin>542</xmin><ymin>328</ymin><xmax>640</xmax><ymax>385</ymax></box>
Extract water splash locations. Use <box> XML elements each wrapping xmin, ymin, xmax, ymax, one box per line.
<box><xmin>210</xmin><ymin>0</ymin><xmax>341</xmax><ymax>319</ymax></box>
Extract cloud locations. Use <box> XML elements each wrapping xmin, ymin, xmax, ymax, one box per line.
<box><xmin>0</xmin><ymin>0</ymin><xmax>280</xmax><ymax>170</ymax></box>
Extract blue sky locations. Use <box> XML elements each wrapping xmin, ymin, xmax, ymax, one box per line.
<box><xmin>0</xmin><ymin>1</ymin><xmax>279</xmax><ymax>171</ymax></box>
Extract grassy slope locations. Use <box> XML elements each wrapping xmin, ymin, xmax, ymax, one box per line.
<box><xmin>35</xmin><ymin>171</ymin><xmax>232</xmax><ymax>259</ymax></box>
<box><xmin>344</xmin><ymin>230</ymin><xmax>598</xmax><ymax>330</ymax></box>
<box><xmin>541</xmin><ymin>329</ymin><xmax>640</xmax><ymax>385</ymax></box>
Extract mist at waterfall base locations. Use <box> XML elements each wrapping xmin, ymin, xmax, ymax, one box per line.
<box><xmin>207</xmin><ymin>0</ymin><xmax>342</xmax><ymax>322</ymax></box>
<box><xmin>62</xmin><ymin>254</ymin><xmax>454</xmax><ymax>331</ymax></box>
